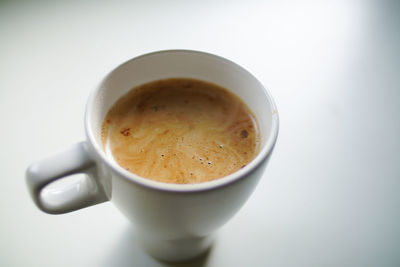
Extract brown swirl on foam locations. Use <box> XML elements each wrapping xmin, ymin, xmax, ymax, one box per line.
<box><xmin>101</xmin><ymin>78</ymin><xmax>260</xmax><ymax>184</ymax></box>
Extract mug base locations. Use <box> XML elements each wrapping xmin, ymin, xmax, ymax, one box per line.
<box><xmin>139</xmin><ymin>234</ymin><xmax>215</xmax><ymax>262</ymax></box>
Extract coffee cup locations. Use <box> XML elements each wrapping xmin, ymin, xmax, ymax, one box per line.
<box><xmin>26</xmin><ymin>50</ymin><xmax>279</xmax><ymax>262</ymax></box>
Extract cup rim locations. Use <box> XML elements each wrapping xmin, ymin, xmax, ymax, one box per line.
<box><xmin>85</xmin><ymin>49</ymin><xmax>279</xmax><ymax>192</ymax></box>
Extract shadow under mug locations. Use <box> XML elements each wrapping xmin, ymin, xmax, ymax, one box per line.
<box><xmin>26</xmin><ymin>50</ymin><xmax>279</xmax><ymax>262</ymax></box>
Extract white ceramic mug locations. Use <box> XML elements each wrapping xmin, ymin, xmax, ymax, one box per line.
<box><xmin>26</xmin><ymin>50</ymin><xmax>279</xmax><ymax>262</ymax></box>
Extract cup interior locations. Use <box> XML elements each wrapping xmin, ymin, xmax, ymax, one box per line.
<box><xmin>85</xmin><ymin>50</ymin><xmax>278</xmax><ymax>190</ymax></box>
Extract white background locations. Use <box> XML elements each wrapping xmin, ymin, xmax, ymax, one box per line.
<box><xmin>1</xmin><ymin>0</ymin><xmax>399</xmax><ymax>266</ymax></box>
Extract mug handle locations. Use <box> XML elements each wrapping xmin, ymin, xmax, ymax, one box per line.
<box><xmin>26</xmin><ymin>141</ymin><xmax>108</xmax><ymax>214</ymax></box>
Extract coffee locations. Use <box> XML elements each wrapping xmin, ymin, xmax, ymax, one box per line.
<box><xmin>101</xmin><ymin>78</ymin><xmax>260</xmax><ymax>184</ymax></box>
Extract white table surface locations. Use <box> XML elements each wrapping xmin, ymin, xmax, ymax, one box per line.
<box><xmin>1</xmin><ymin>0</ymin><xmax>399</xmax><ymax>266</ymax></box>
